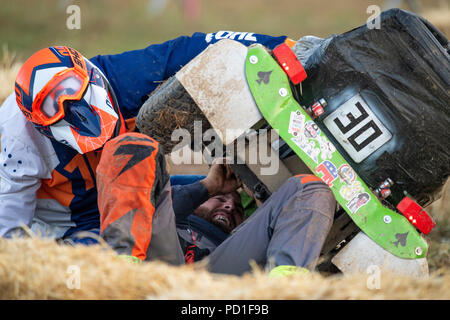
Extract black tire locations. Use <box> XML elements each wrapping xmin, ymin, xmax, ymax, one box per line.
<box><xmin>136</xmin><ymin>76</ymin><xmax>211</xmax><ymax>154</ymax></box>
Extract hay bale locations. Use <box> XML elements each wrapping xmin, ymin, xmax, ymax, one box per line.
<box><xmin>0</xmin><ymin>238</ymin><xmax>449</xmax><ymax>300</ymax></box>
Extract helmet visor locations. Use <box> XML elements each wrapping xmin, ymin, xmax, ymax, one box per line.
<box><xmin>41</xmin><ymin>75</ymin><xmax>84</xmax><ymax>118</ymax></box>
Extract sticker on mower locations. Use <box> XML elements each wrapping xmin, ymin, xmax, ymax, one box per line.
<box><xmin>289</xmin><ymin>111</ymin><xmax>321</xmax><ymax>163</ymax></box>
<box><xmin>288</xmin><ymin>111</ymin><xmax>305</xmax><ymax>137</ymax></box>
<box><xmin>337</xmin><ymin>164</ymin><xmax>365</xmax><ymax>201</ymax></box>
<box><xmin>304</xmin><ymin>121</ymin><xmax>321</xmax><ymax>139</ymax></box>
<box><xmin>317</xmin><ymin>135</ymin><xmax>336</xmax><ymax>161</ymax></box>
<box><xmin>338</xmin><ymin>164</ymin><xmax>356</xmax><ymax>184</ymax></box>
<box><xmin>291</xmin><ymin>136</ymin><xmax>320</xmax><ymax>163</ymax></box>
<box><xmin>347</xmin><ymin>192</ymin><xmax>371</xmax><ymax>214</ymax></box>
<box><xmin>315</xmin><ymin>160</ymin><xmax>338</xmax><ymax>187</ymax></box>
<box><xmin>340</xmin><ymin>182</ymin><xmax>365</xmax><ymax>201</ymax></box>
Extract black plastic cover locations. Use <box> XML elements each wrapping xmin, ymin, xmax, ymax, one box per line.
<box><xmin>299</xmin><ymin>9</ymin><xmax>449</xmax><ymax>206</ymax></box>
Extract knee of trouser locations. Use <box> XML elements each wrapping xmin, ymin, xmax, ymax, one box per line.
<box><xmin>102</xmin><ymin>132</ymin><xmax>164</xmax><ymax>158</ymax></box>
<box><xmin>313</xmin><ymin>186</ymin><xmax>337</xmax><ymax>220</ymax></box>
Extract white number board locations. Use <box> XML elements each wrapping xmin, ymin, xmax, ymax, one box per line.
<box><xmin>323</xmin><ymin>94</ymin><xmax>392</xmax><ymax>163</ymax></box>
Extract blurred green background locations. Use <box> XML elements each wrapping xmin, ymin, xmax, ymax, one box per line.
<box><xmin>1</xmin><ymin>0</ymin><xmax>446</xmax><ymax>61</ymax></box>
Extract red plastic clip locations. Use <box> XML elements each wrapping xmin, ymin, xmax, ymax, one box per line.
<box><xmin>308</xmin><ymin>98</ymin><xmax>327</xmax><ymax>118</ymax></box>
<box><xmin>311</xmin><ymin>101</ymin><xmax>325</xmax><ymax>117</ymax></box>
<box><xmin>396</xmin><ymin>197</ymin><xmax>436</xmax><ymax>235</ymax></box>
<box><xmin>272</xmin><ymin>43</ymin><xmax>307</xmax><ymax>84</ymax></box>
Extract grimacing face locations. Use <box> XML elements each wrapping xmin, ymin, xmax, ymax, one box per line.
<box><xmin>193</xmin><ymin>192</ymin><xmax>244</xmax><ymax>233</ymax></box>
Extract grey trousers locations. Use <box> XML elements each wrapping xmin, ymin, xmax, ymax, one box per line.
<box><xmin>206</xmin><ymin>176</ymin><xmax>336</xmax><ymax>275</ymax></box>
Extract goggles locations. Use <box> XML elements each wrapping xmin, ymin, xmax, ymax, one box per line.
<box><xmin>31</xmin><ymin>47</ymin><xmax>89</xmax><ymax>126</ymax></box>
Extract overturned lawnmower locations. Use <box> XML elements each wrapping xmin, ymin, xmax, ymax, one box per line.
<box><xmin>136</xmin><ymin>9</ymin><xmax>450</xmax><ymax>277</ymax></box>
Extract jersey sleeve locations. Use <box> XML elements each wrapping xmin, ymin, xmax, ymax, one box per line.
<box><xmin>89</xmin><ymin>31</ymin><xmax>287</xmax><ymax>120</ymax></box>
<box><xmin>0</xmin><ymin>94</ymin><xmax>52</xmax><ymax>237</ymax></box>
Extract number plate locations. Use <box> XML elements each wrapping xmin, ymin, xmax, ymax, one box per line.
<box><xmin>324</xmin><ymin>94</ymin><xmax>392</xmax><ymax>163</ymax></box>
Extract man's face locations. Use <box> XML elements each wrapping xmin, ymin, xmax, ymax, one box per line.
<box><xmin>193</xmin><ymin>192</ymin><xmax>244</xmax><ymax>233</ymax></box>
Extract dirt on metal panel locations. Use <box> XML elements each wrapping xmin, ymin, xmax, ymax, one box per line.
<box><xmin>176</xmin><ymin>39</ymin><xmax>263</xmax><ymax>145</ymax></box>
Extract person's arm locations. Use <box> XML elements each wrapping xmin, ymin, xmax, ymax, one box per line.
<box><xmin>0</xmin><ymin>94</ymin><xmax>51</xmax><ymax>237</ymax></box>
<box><xmin>89</xmin><ymin>31</ymin><xmax>288</xmax><ymax>119</ymax></box>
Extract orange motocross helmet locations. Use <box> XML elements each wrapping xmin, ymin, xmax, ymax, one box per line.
<box><xmin>15</xmin><ymin>46</ymin><xmax>126</xmax><ymax>153</ymax></box>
